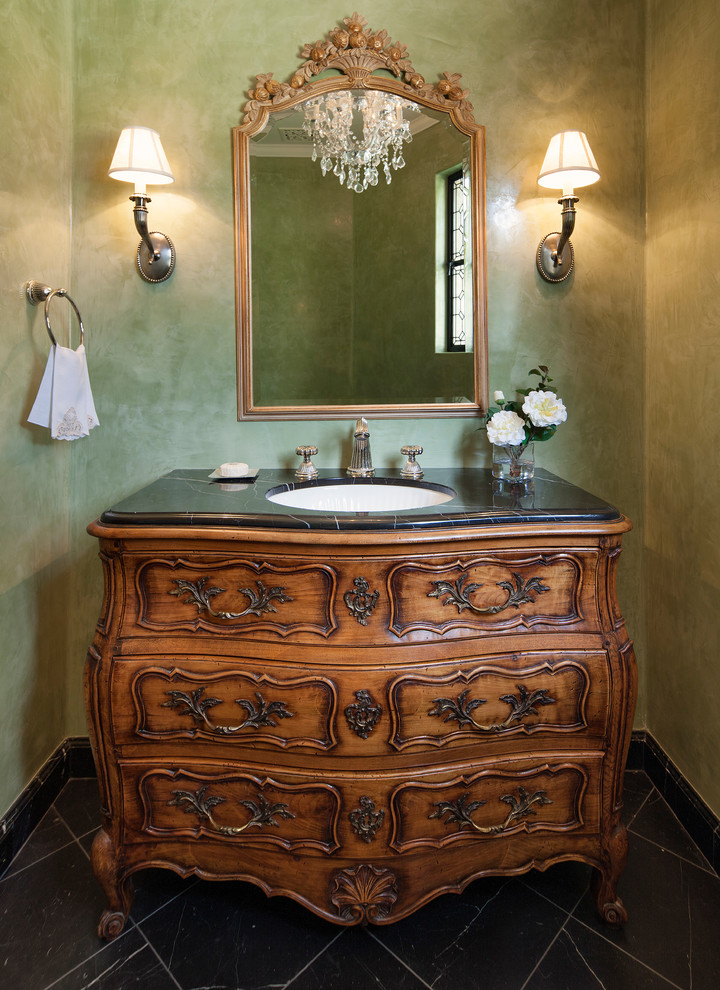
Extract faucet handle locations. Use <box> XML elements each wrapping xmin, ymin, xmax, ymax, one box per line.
<box><xmin>295</xmin><ymin>445</ymin><xmax>319</xmax><ymax>481</ymax></box>
<box><xmin>401</xmin><ymin>445</ymin><xmax>424</xmax><ymax>480</ymax></box>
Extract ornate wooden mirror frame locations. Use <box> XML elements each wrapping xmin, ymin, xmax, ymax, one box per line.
<box><xmin>233</xmin><ymin>12</ymin><xmax>487</xmax><ymax>420</ymax></box>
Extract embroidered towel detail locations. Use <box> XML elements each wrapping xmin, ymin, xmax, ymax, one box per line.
<box><xmin>28</xmin><ymin>343</ymin><xmax>99</xmax><ymax>440</ymax></box>
<box><xmin>55</xmin><ymin>408</ymin><xmax>84</xmax><ymax>438</ymax></box>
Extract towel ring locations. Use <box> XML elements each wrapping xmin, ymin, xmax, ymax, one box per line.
<box><xmin>25</xmin><ymin>280</ymin><xmax>85</xmax><ymax>348</ymax></box>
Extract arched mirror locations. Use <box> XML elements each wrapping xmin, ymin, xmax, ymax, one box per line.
<box><xmin>233</xmin><ymin>13</ymin><xmax>487</xmax><ymax>420</ymax></box>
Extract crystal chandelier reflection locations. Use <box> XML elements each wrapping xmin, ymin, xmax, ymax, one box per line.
<box><xmin>303</xmin><ymin>91</ymin><xmax>420</xmax><ymax>193</ymax></box>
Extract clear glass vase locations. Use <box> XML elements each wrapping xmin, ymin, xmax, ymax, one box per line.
<box><xmin>492</xmin><ymin>480</ymin><xmax>535</xmax><ymax>509</ymax></box>
<box><xmin>492</xmin><ymin>442</ymin><xmax>535</xmax><ymax>484</ymax></box>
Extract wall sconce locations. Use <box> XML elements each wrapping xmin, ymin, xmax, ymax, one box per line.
<box><xmin>108</xmin><ymin>126</ymin><xmax>176</xmax><ymax>283</ymax></box>
<box><xmin>536</xmin><ymin>130</ymin><xmax>600</xmax><ymax>283</ymax></box>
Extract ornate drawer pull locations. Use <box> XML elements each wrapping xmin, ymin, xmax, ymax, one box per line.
<box><xmin>430</xmin><ymin>786</ymin><xmax>553</xmax><ymax>835</ymax></box>
<box><xmin>344</xmin><ymin>576</ymin><xmax>379</xmax><ymax>625</ymax></box>
<box><xmin>428</xmin><ymin>572</ymin><xmax>550</xmax><ymax>615</ymax></box>
<box><xmin>349</xmin><ymin>796</ymin><xmax>385</xmax><ymax>843</ymax></box>
<box><xmin>170</xmin><ymin>577</ymin><xmax>292</xmax><ymax>619</ymax></box>
<box><xmin>344</xmin><ymin>689</ymin><xmax>382</xmax><ymax>739</ymax></box>
<box><xmin>429</xmin><ymin>685</ymin><xmax>555</xmax><ymax>733</ymax></box>
<box><xmin>162</xmin><ymin>687</ymin><xmax>293</xmax><ymax>735</ymax></box>
<box><xmin>168</xmin><ymin>784</ymin><xmax>295</xmax><ymax>836</ymax></box>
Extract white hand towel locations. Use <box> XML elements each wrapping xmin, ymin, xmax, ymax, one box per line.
<box><xmin>28</xmin><ymin>343</ymin><xmax>99</xmax><ymax>440</ymax></box>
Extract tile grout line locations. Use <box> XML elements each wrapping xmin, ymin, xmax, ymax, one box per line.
<box><xmin>127</xmin><ymin>880</ymin><xmax>201</xmax><ymax>928</ymax></box>
<box><xmin>54</xmin><ymin>805</ymin><xmax>97</xmax><ymax>864</ymax></box>
<box><xmin>281</xmin><ymin>929</ymin><xmax>346</xmax><ymax>988</ymax></box>
<box><xmin>0</xmin><ymin>815</ymin><xmax>77</xmax><ymax>884</ymax></box>
<box><xmin>514</xmin><ymin>824</ymin><xmax>687</xmax><ymax>990</ymax></box>
<box><xmin>648</xmin><ymin>790</ymin><xmax>716</xmax><ymax>875</ymax></box>
<box><xmin>17</xmin><ymin>802</ymin><xmax>149</xmax><ymax>990</ymax></box>
<box><xmin>628</xmin><ymin>821</ymin><xmax>717</xmax><ymax>877</ymax></box>
<box><xmin>627</xmin><ymin>782</ymin><xmax>716</xmax><ymax>875</ymax></box>
<box><xmin>366</xmin><ymin>930</ymin><xmax>435</xmax><ymax>989</ymax></box>
<box><xmin>44</xmin><ymin>877</ymin><xmax>196</xmax><ymax>990</ymax></box>
<box><xmin>561</xmin><ymin>925</ymin><xmax>616</xmax><ymax>990</ymax></box>
<box><xmin>52</xmin><ymin>799</ymin><xmax>187</xmax><ymax>988</ymax></box>
<box><xmin>41</xmin><ymin>942</ymin><xmax>148</xmax><ymax>990</ymax></box>
<box><xmin>136</xmin><ymin>922</ymin><xmax>184</xmax><ymax>990</ymax></box>
<box><xmin>624</xmin><ymin>780</ymin><xmax>654</xmax><ymax>829</ymax></box>
<box><xmin>518</xmin><ymin>871</ymin><xmax>590</xmax><ymax>916</ymax></box>
<box><xmin>519</xmin><ymin>889</ymin><xmax>586</xmax><ymax>990</ymax></box>
<box><xmin>57</xmin><ymin>792</ymin><xmax>205</xmax><ymax>965</ymax></box>
<box><xmin>568</xmin><ymin>912</ymin><xmax>686</xmax><ymax>989</ymax></box>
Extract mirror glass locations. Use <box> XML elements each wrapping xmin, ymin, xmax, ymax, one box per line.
<box><xmin>234</xmin><ymin>19</ymin><xmax>487</xmax><ymax>420</ymax></box>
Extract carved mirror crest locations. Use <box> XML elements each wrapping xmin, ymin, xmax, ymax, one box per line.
<box><xmin>233</xmin><ymin>12</ymin><xmax>487</xmax><ymax>420</ymax></box>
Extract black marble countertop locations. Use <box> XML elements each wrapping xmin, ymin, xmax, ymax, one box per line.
<box><xmin>97</xmin><ymin>468</ymin><xmax>622</xmax><ymax>532</ymax></box>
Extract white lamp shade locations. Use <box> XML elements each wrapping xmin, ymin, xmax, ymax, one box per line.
<box><xmin>108</xmin><ymin>127</ymin><xmax>174</xmax><ymax>187</ymax></box>
<box><xmin>537</xmin><ymin>131</ymin><xmax>600</xmax><ymax>192</ymax></box>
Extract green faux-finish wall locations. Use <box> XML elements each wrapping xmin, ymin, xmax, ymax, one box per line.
<box><xmin>252</xmin><ymin>156</ymin><xmax>356</xmax><ymax>406</ymax></box>
<box><xmin>0</xmin><ymin>0</ymin><xmax>73</xmax><ymax>813</ymax></box>
<box><xmin>645</xmin><ymin>0</ymin><xmax>720</xmax><ymax>818</ymax></box>
<box><xmin>0</xmin><ymin>0</ymin><xmax>715</xmax><ymax>822</ymax></box>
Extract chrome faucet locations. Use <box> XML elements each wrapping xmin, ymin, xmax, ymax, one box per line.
<box><xmin>347</xmin><ymin>417</ymin><xmax>375</xmax><ymax>477</ymax></box>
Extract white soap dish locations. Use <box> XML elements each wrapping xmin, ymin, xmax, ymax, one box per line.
<box><xmin>209</xmin><ymin>465</ymin><xmax>258</xmax><ymax>481</ymax></box>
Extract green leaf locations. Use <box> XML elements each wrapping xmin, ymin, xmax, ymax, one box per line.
<box><xmin>528</xmin><ymin>368</ymin><xmax>542</xmax><ymax>377</ymax></box>
<box><xmin>531</xmin><ymin>425</ymin><xmax>557</xmax><ymax>442</ymax></box>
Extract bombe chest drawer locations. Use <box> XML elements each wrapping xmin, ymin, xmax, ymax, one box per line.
<box><xmin>85</xmin><ymin>487</ymin><xmax>636</xmax><ymax>939</ymax></box>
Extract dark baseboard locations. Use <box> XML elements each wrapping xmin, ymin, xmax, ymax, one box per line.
<box><xmin>0</xmin><ymin>737</ymin><xmax>93</xmax><ymax>878</ymax></box>
<box><xmin>66</xmin><ymin>735</ymin><xmax>96</xmax><ymax>777</ymax></box>
<box><xmin>629</xmin><ymin>729</ymin><xmax>720</xmax><ymax>875</ymax></box>
<box><xmin>1</xmin><ymin>734</ymin><xmax>718</xmax><ymax>879</ymax></box>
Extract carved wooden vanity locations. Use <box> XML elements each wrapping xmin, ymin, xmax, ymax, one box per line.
<box><xmin>85</xmin><ymin>469</ymin><xmax>636</xmax><ymax>938</ymax></box>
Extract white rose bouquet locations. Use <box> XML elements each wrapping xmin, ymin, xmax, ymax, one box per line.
<box><xmin>485</xmin><ymin>365</ymin><xmax>567</xmax><ymax>464</ymax></box>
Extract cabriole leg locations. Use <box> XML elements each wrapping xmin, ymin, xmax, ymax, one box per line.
<box><xmin>592</xmin><ymin>822</ymin><xmax>629</xmax><ymax>927</ymax></box>
<box><xmin>91</xmin><ymin>828</ymin><xmax>134</xmax><ymax>939</ymax></box>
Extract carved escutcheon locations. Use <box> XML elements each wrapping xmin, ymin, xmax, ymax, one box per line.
<box><xmin>349</xmin><ymin>796</ymin><xmax>385</xmax><ymax>843</ymax></box>
<box><xmin>344</xmin><ymin>576</ymin><xmax>379</xmax><ymax>625</ymax></box>
<box><xmin>344</xmin><ymin>689</ymin><xmax>382</xmax><ymax>739</ymax></box>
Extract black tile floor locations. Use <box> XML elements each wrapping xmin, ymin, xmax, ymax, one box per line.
<box><xmin>1</xmin><ymin>771</ymin><xmax>719</xmax><ymax>989</ymax></box>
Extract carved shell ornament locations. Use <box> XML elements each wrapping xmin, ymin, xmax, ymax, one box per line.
<box><xmin>241</xmin><ymin>12</ymin><xmax>474</xmax><ymax>126</ymax></box>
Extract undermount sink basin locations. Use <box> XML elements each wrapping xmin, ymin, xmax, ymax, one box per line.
<box><xmin>266</xmin><ymin>480</ymin><xmax>456</xmax><ymax>513</ymax></box>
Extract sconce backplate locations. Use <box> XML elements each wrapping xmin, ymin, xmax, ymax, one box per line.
<box><xmin>537</xmin><ymin>233</ymin><xmax>574</xmax><ymax>283</ymax></box>
<box><xmin>137</xmin><ymin>233</ymin><xmax>175</xmax><ymax>283</ymax></box>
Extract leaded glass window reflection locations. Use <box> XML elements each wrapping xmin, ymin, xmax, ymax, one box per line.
<box><xmin>446</xmin><ymin>168</ymin><xmax>467</xmax><ymax>352</ymax></box>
